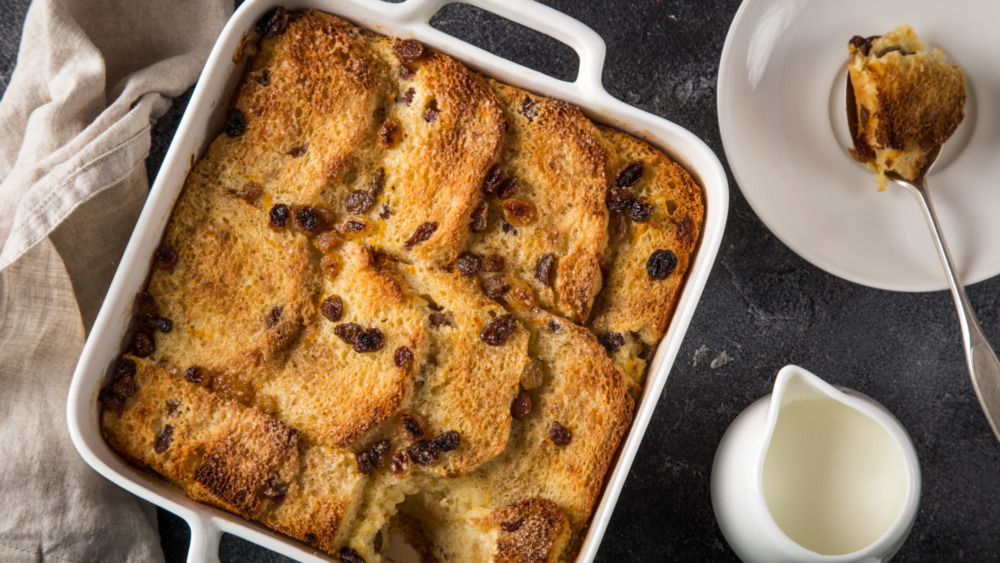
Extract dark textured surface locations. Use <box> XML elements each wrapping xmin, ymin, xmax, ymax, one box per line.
<box><xmin>4</xmin><ymin>0</ymin><xmax>1000</xmax><ymax>561</ymax></box>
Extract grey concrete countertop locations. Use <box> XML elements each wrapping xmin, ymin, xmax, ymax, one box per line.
<box><xmin>4</xmin><ymin>1</ymin><xmax>1000</xmax><ymax>561</ymax></box>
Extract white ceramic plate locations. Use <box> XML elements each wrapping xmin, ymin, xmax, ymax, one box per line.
<box><xmin>719</xmin><ymin>0</ymin><xmax>1000</xmax><ymax>292</ymax></box>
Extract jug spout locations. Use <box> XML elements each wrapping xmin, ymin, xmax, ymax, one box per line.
<box><xmin>765</xmin><ymin>364</ymin><xmax>848</xmax><ymax>429</ymax></box>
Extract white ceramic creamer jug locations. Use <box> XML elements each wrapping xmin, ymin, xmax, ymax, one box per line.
<box><xmin>711</xmin><ymin>365</ymin><xmax>920</xmax><ymax>562</ymax></box>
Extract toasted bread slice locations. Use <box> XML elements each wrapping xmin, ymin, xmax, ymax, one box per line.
<box><xmin>588</xmin><ymin>126</ymin><xmax>704</xmax><ymax>391</ymax></box>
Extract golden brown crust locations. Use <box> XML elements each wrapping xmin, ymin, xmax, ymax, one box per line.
<box><xmin>487</xmin><ymin>499</ymin><xmax>571</xmax><ymax>563</ymax></box>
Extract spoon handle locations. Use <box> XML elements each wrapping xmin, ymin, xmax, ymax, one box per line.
<box><xmin>912</xmin><ymin>182</ymin><xmax>1000</xmax><ymax>441</ymax></box>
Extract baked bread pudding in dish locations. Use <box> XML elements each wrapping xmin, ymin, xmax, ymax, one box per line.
<box><xmin>847</xmin><ymin>23</ymin><xmax>965</xmax><ymax>190</ymax></box>
<box><xmin>98</xmin><ymin>8</ymin><xmax>704</xmax><ymax>562</ymax></box>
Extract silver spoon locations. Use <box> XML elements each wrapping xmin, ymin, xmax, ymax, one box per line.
<box><xmin>847</xmin><ymin>76</ymin><xmax>1000</xmax><ymax>442</ymax></box>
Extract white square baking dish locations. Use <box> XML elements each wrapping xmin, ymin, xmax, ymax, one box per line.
<box><xmin>66</xmin><ymin>0</ymin><xmax>728</xmax><ymax>561</ymax></box>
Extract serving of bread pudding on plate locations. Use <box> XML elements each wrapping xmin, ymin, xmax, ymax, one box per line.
<box><xmin>98</xmin><ymin>8</ymin><xmax>704</xmax><ymax>562</ymax></box>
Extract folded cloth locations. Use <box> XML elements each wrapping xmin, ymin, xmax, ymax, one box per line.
<box><xmin>0</xmin><ymin>0</ymin><xmax>230</xmax><ymax>561</ymax></box>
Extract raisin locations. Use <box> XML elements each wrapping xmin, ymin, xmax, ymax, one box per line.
<box><xmin>371</xmin><ymin>439</ymin><xmax>390</xmax><ymax>467</ymax></box>
<box><xmin>520</xmin><ymin>97</ymin><xmax>540</xmax><ymax>121</ymax></box>
<box><xmin>548</xmin><ymin>421</ymin><xmax>571</xmax><ymax>446</ymax></box>
<box><xmin>255</xmin><ymin>70</ymin><xmax>271</xmax><ymax>86</ymax></box>
<box><xmin>136</xmin><ymin>291</ymin><xmax>159</xmax><ymax>317</ymax></box>
<box><xmin>394</xmin><ymin>346</ymin><xmax>414</xmax><ymax>367</ymax></box>
<box><xmin>371</xmin><ymin>168</ymin><xmax>386</xmax><ymax>196</ymax></box>
<box><xmin>400</xmin><ymin>411</ymin><xmax>426</xmax><ymax>441</ymax></box>
<box><xmin>501</xmin><ymin>198</ymin><xmax>535</xmax><ymax>226</ymax></box>
<box><xmin>111</xmin><ymin>375</ymin><xmax>136</xmax><ymax>399</ymax></box>
<box><xmin>484</xmin><ymin>254</ymin><xmax>504</xmax><ymax>272</ymax></box>
<box><xmin>646</xmin><ymin>249</ymin><xmax>678</xmax><ymax>280</ymax></box>
<box><xmin>166</xmin><ymin>400</ymin><xmax>180</xmax><ymax>416</ymax></box>
<box><xmin>614</xmin><ymin>160</ymin><xmax>644</xmax><ymax>187</ymax></box>
<box><xmin>132</xmin><ymin>331</ymin><xmax>155</xmax><ymax>357</ymax></box>
<box><xmin>345</xmin><ymin>190</ymin><xmax>376</xmax><ymax>214</ymax></box>
<box><xmin>356</xmin><ymin>450</ymin><xmax>376</xmax><ymax>475</ymax></box>
<box><xmin>379</xmin><ymin>119</ymin><xmax>400</xmax><ymax>147</ymax></box>
<box><xmin>548</xmin><ymin>320</ymin><xmax>561</xmax><ymax>333</ymax></box>
<box><xmin>321</xmin><ymin>296</ymin><xmax>343</xmax><ymax>322</ymax></box>
<box><xmin>511</xmin><ymin>390</ymin><xmax>532</xmax><ymax>419</ymax></box>
<box><xmin>482</xmin><ymin>277</ymin><xmax>509</xmax><ymax>301</ymax></box>
<box><xmin>402</xmin><ymin>88</ymin><xmax>415</xmax><ymax>104</ymax></box>
<box><xmin>224</xmin><ymin>108</ymin><xmax>245</xmax><ymax>137</ymax></box>
<box><xmin>353</xmin><ymin>328</ymin><xmax>385</xmax><ymax>353</ymax></box>
<box><xmin>99</xmin><ymin>388</ymin><xmax>125</xmax><ymax>415</ymax></box>
<box><xmin>266</xmin><ymin>306</ymin><xmax>283</xmax><ymax>329</ymax></box>
<box><xmin>520</xmin><ymin>360</ymin><xmax>543</xmax><ymax>390</ymax></box>
<box><xmin>334</xmin><ymin>323</ymin><xmax>361</xmax><ymax>344</ymax></box>
<box><xmin>399</xmin><ymin>65</ymin><xmax>414</xmax><ymax>80</ymax></box>
<box><xmin>534</xmin><ymin>253</ymin><xmax>555</xmax><ymax>285</ymax></box>
<box><xmin>405</xmin><ymin>222</ymin><xmax>437</xmax><ymax>248</ymax></box>
<box><xmin>153</xmin><ymin>424</ymin><xmax>174</xmax><ymax>454</ymax></box>
<box><xmin>269</xmin><ymin>204</ymin><xmax>290</xmax><ymax>228</ymax></box>
<box><xmin>240</xmin><ymin>182</ymin><xmax>261</xmax><ymax>203</ymax></box>
<box><xmin>391</xmin><ymin>450</ymin><xmax>412</xmax><ymax>475</ymax></box>
<box><xmin>428</xmin><ymin>311</ymin><xmax>451</xmax><ymax>329</ymax></box>
<box><xmin>407</xmin><ymin>440</ymin><xmax>440</xmax><ymax>466</ymax></box>
<box><xmin>294</xmin><ymin>207</ymin><xmax>324</xmax><ymax>233</ymax></box>
<box><xmin>482</xmin><ymin>165</ymin><xmax>502</xmax><ymax>195</ymax></box>
<box><xmin>114</xmin><ymin>358</ymin><xmax>137</xmax><ymax>380</ymax></box>
<box><xmin>255</xmin><ymin>6</ymin><xmax>288</xmax><ymax>37</ymax></box>
<box><xmin>456</xmin><ymin>252</ymin><xmax>481</xmax><ymax>276</ymax></box>
<box><xmin>496</xmin><ymin>177</ymin><xmax>519</xmax><ymax>199</ymax></box>
<box><xmin>340</xmin><ymin>547</ymin><xmax>365</xmax><ymax>563</ymax></box>
<box><xmin>287</xmin><ymin>144</ymin><xmax>308</xmax><ymax>158</ymax></box>
<box><xmin>380</xmin><ymin>205</ymin><xmax>391</xmax><ymax>219</ymax></box>
<box><xmin>339</xmin><ymin>219</ymin><xmax>369</xmax><ymax>235</ymax></box>
<box><xmin>373</xmin><ymin>530</ymin><xmax>384</xmax><ymax>553</ymax></box>
<box><xmin>304</xmin><ymin>534</ymin><xmax>318</xmax><ymax>546</ymax></box>
<box><xmin>606</xmin><ymin>186</ymin><xmax>635</xmax><ymax>212</ymax></box>
<box><xmin>261</xmin><ymin>474</ymin><xmax>288</xmax><ymax>503</ymax></box>
<box><xmin>185</xmin><ymin>366</ymin><xmax>204</xmax><ymax>383</ymax></box>
<box><xmin>141</xmin><ymin>316</ymin><xmax>172</xmax><ymax>333</ymax></box>
<box><xmin>501</xmin><ymin>221</ymin><xmax>516</xmax><ymax>234</ymax></box>
<box><xmin>501</xmin><ymin>518</ymin><xmax>525</xmax><ymax>532</ymax></box>
<box><xmin>321</xmin><ymin>254</ymin><xmax>342</xmax><ymax>281</ymax></box>
<box><xmin>608</xmin><ymin>210</ymin><xmax>629</xmax><ymax>241</ymax></box>
<box><xmin>393</xmin><ymin>38</ymin><xmax>426</xmax><ymax>62</ymax></box>
<box><xmin>430</xmin><ymin>430</ymin><xmax>460</xmax><ymax>452</ymax></box>
<box><xmin>423</xmin><ymin>107</ymin><xmax>439</xmax><ymax>123</ymax></box>
<box><xmin>629</xmin><ymin>197</ymin><xmax>655</xmax><ymax>222</ymax></box>
<box><xmin>470</xmin><ymin>201</ymin><xmax>490</xmax><ymax>232</ymax></box>
<box><xmin>599</xmin><ymin>332</ymin><xmax>625</xmax><ymax>355</ymax></box>
<box><xmin>154</xmin><ymin>246</ymin><xmax>178</xmax><ymax>270</ymax></box>
<box><xmin>480</xmin><ymin>314</ymin><xmax>517</xmax><ymax>346</ymax></box>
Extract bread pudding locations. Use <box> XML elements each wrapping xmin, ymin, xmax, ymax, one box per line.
<box><xmin>98</xmin><ymin>8</ymin><xmax>704</xmax><ymax>562</ymax></box>
<box><xmin>847</xmin><ymin>23</ymin><xmax>965</xmax><ymax>190</ymax></box>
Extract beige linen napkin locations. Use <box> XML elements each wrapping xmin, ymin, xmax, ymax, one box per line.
<box><xmin>0</xmin><ymin>0</ymin><xmax>230</xmax><ymax>561</ymax></box>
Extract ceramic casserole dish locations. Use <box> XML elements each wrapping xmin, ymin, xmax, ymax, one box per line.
<box><xmin>66</xmin><ymin>0</ymin><xmax>728</xmax><ymax>560</ymax></box>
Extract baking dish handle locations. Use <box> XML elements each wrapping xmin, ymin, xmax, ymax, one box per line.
<box><xmin>185</xmin><ymin>514</ymin><xmax>221</xmax><ymax>563</ymax></box>
<box><xmin>396</xmin><ymin>0</ymin><xmax>608</xmax><ymax>98</ymax></box>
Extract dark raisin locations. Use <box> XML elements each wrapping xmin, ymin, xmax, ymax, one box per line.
<box><xmin>548</xmin><ymin>421</ymin><xmax>571</xmax><ymax>446</ymax></box>
<box><xmin>321</xmin><ymin>296</ymin><xmax>343</xmax><ymax>322</ymax></box>
<box><xmin>393</xmin><ymin>38</ymin><xmax>426</xmax><ymax>62</ymax></box>
<box><xmin>380</xmin><ymin>204</ymin><xmax>391</xmax><ymax>219</ymax></box>
<box><xmin>99</xmin><ymin>388</ymin><xmax>125</xmax><ymax>415</ymax></box>
<box><xmin>371</xmin><ymin>168</ymin><xmax>386</xmax><ymax>196</ymax></box>
<box><xmin>646</xmin><ymin>249</ymin><xmax>678</xmax><ymax>280</ymax></box>
<box><xmin>255</xmin><ymin>7</ymin><xmax>288</xmax><ymax>37</ymax></box>
<box><xmin>629</xmin><ymin>197</ymin><xmax>655</xmax><ymax>223</ymax></box>
<box><xmin>394</xmin><ymin>346</ymin><xmax>414</xmax><ymax>367</ymax></box>
<box><xmin>484</xmin><ymin>254</ymin><xmax>504</xmax><ymax>272</ymax></box>
<box><xmin>399</xmin><ymin>65</ymin><xmax>414</xmax><ymax>80</ymax></box>
<box><xmin>480</xmin><ymin>313</ymin><xmax>517</xmax><ymax>346</ymax></box>
<box><xmin>304</xmin><ymin>533</ymin><xmax>318</xmax><ymax>546</ymax></box>
<box><xmin>407</xmin><ymin>440</ymin><xmax>440</xmax><ymax>466</ymax></box>
<box><xmin>391</xmin><ymin>450</ymin><xmax>412</xmax><ymax>474</ymax></box>
<box><xmin>520</xmin><ymin>97</ymin><xmax>540</xmax><ymax>121</ymax></box>
<box><xmin>340</xmin><ymin>219</ymin><xmax>368</xmax><ymax>234</ymax></box>
<box><xmin>132</xmin><ymin>331</ymin><xmax>155</xmax><ymax>357</ymax></box>
<box><xmin>185</xmin><ymin>366</ymin><xmax>204</xmax><ymax>383</ymax></box>
<box><xmin>501</xmin><ymin>198</ymin><xmax>535</xmax><ymax>226</ymax></box>
<box><xmin>379</xmin><ymin>118</ymin><xmax>400</xmax><ymax>147</ymax></box>
<box><xmin>136</xmin><ymin>291</ymin><xmax>158</xmax><ymax>317</ymax></box>
<box><xmin>340</xmin><ymin>547</ymin><xmax>365</xmax><ymax>563</ymax></box>
<box><xmin>334</xmin><ymin>323</ymin><xmax>362</xmax><ymax>344</ymax></box>
<box><xmin>153</xmin><ymin>424</ymin><xmax>174</xmax><ymax>454</ymax></box>
<box><xmin>400</xmin><ymin>411</ymin><xmax>426</xmax><ymax>441</ymax></box>
<box><xmin>345</xmin><ymin>190</ymin><xmax>376</xmax><ymax>214</ymax></box>
<box><xmin>614</xmin><ymin>160</ymin><xmax>644</xmax><ymax>187</ymax></box>
<box><xmin>548</xmin><ymin>320</ymin><xmax>562</xmax><ymax>333</ymax></box>
<box><xmin>402</xmin><ymin>88</ymin><xmax>415</xmax><ymax>104</ymax></box>
<box><xmin>261</xmin><ymin>474</ymin><xmax>288</xmax><ymax>503</ymax></box>
<box><xmin>470</xmin><ymin>201</ymin><xmax>490</xmax><ymax>232</ymax></box>
<box><xmin>405</xmin><ymin>222</ymin><xmax>437</xmax><ymax>248</ymax></box>
<box><xmin>482</xmin><ymin>165</ymin><xmax>502</xmax><ymax>195</ymax></box>
<box><xmin>606</xmin><ymin>186</ymin><xmax>635</xmax><ymax>212</ymax></box>
<box><xmin>114</xmin><ymin>358</ymin><xmax>137</xmax><ymax>380</ymax></box>
<box><xmin>353</xmin><ymin>328</ymin><xmax>385</xmax><ymax>353</ymax></box>
<box><xmin>501</xmin><ymin>221</ymin><xmax>515</xmax><ymax>234</ymax></box>
<box><xmin>294</xmin><ymin>207</ymin><xmax>323</xmax><ymax>232</ymax></box>
<box><xmin>511</xmin><ymin>390</ymin><xmax>532</xmax><ymax>420</ymax></box>
<box><xmin>240</xmin><ymin>182</ymin><xmax>261</xmax><ymax>203</ymax></box>
<box><xmin>224</xmin><ymin>108</ymin><xmax>245</xmax><ymax>137</ymax></box>
<box><xmin>166</xmin><ymin>400</ymin><xmax>180</xmax><ymax>416</ymax></box>
<box><xmin>371</xmin><ymin>439</ymin><xmax>391</xmax><ymax>467</ymax></box>
<box><xmin>255</xmin><ymin>69</ymin><xmax>271</xmax><ymax>86</ymax></box>
<box><xmin>373</xmin><ymin>530</ymin><xmax>384</xmax><ymax>553</ymax></box>
<box><xmin>423</xmin><ymin>107</ymin><xmax>439</xmax><ymax>122</ymax></box>
<box><xmin>154</xmin><ymin>246</ymin><xmax>178</xmax><ymax>270</ymax></box>
<box><xmin>111</xmin><ymin>375</ymin><xmax>136</xmax><ymax>399</ymax></box>
<box><xmin>266</xmin><ymin>306</ymin><xmax>283</xmax><ymax>329</ymax></box>
<box><xmin>456</xmin><ymin>252</ymin><xmax>482</xmax><ymax>276</ymax></box>
<box><xmin>501</xmin><ymin>518</ymin><xmax>525</xmax><ymax>532</ymax></box>
<box><xmin>356</xmin><ymin>450</ymin><xmax>376</xmax><ymax>475</ymax></box>
<box><xmin>599</xmin><ymin>332</ymin><xmax>625</xmax><ymax>355</ymax></box>
<box><xmin>287</xmin><ymin>144</ymin><xmax>308</xmax><ymax>158</ymax></box>
<box><xmin>534</xmin><ymin>253</ymin><xmax>555</xmax><ymax>285</ymax></box>
<box><xmin>429</xmin><ymin>311</ymin><xmax>451</xmax><ymax>328</ymax></box>
<box><xmin>482</xmin><ymin>277</ymin><xmax>509</xmax><ymax>301</ymax></box>
<box><xmin>269</xmin><ymin>204</ymin><xmax>290</xmax><ymax>228</ymax></box>
<box><xmin>496</xmin><ymin>177</ymin><xmax>519</xmax><ymax>199</ymax></box>
<box><xmin>141</xmin><ymin>316</ymin><xmax>172</xmax><ymax>333</ymax></box>
<box><xmin>430</xmin><ymin>430</ymin><xmax>460</xmax><ymax>452</ymax></box>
